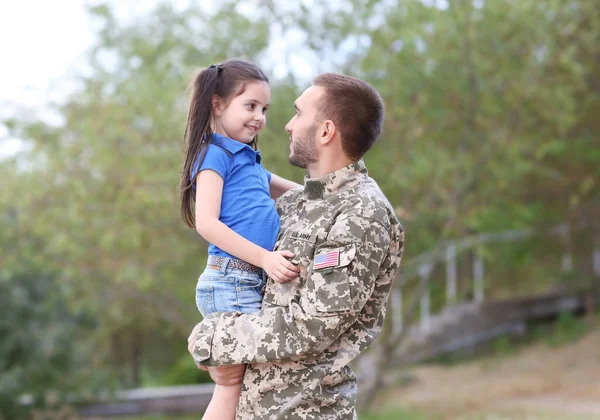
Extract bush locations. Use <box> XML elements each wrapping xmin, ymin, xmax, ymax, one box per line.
<box><xmin>160</xmin><ymin>353</ymin><xmax>212</xmax><ymax>386</ymax></box>
<box><xmin>0</xmin><ymin>270</ymin><xmax>113</xmax><ymax>419</ymax></box>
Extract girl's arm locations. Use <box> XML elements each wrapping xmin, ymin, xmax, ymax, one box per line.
<box><xmin>195</xmin><ymin>170</ymin><xmax>299</xmax><ymax>282</ymax></box>
<box><xmin>269</xmin><ymin>173</ymin><xmax>302</xmax><ymax>199</ymax></box>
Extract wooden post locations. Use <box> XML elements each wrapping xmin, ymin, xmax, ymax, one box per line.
<box><xmin>560</xmin><ymin>225</ymin><xmax>573</xmax><ymax>273</ymax></box>
<box><xmin>473</xmin><ymin>250</ymin><xmax>484</xmax><ymax>303</ymax></box>
<box><xmin>392</xmin><ymin>289</ymin><xmax>403</xmax><ymax>336</ymax></box>
<box><xmin>593</xmin><ymin>235</ymin><xmax>600</xmax><ymax>279</ymax></box>
<box><xmin>561</xmin><ymin>254</ymin><xmax>573</xmax><ymax>272</ymax></box>
<box><xmin>446</xmin><ymin>244</ymin><xmax>457</xmax><ymax>304</ymax></box>
<box><xmin>589</xmin><ymin>234</ymin><xmax>600</xmax><ymax>314</ymax></box>
<box><xmin>419</xmin><ymin>263</ymin><xmax>433</xmax><ymax>332</ymax></box>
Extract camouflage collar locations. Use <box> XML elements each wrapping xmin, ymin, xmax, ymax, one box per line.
<box><xmin>303</xmin><ymin>159</ymin><xmax>368</xmax><ymax>199</ymax></box>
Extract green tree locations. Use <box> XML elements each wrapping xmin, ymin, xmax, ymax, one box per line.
<box><xmin>3</xmin><ymin>1</ymin><xmax>281</xmax><ymax>387</ymax></box>
<box><xmin>0</xmin><ymin>269</ymin><xmax>114</xmax><ymax>419</ymax></box>
<box><xmin>2</xmin><ymin>0</ymin><xmax>597</xmax><ymax>406</ymax></box>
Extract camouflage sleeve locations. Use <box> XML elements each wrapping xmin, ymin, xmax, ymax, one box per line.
<box><xmin>190</xmin><ymin>212</ymin><xmax>392</xmax><ymax>366</ymax></box>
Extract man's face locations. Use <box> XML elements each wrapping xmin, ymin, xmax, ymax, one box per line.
<box><xmin>285</xmin><ymin>86</ymin><xmax>323</xmax><ymax>169</ymax></box>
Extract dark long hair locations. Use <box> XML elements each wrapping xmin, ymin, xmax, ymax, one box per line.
<box><xmin>180</xmin><ymin>59</ymin><xmax>269</xmax><ymax>228</ymax></box>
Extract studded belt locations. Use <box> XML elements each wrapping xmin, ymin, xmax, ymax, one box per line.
<box><xmin>207</xmin><ymin>255</ymin><xmax>263</xmax><ymax>275</ymax></box>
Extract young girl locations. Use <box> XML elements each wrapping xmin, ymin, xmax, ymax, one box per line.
<box><xmin>179</xmin><ymin>59</ymin><xmax>301</xmax><ymax>420</ymax></box>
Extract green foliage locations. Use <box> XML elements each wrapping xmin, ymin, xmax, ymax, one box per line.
<box><xmin>0</xmin><ymin>270</ymin><xmax>114</xmax><ymax>418</ymax></box>
<box><xmin>1</xmin><ymin>0</ymin><xmax>598</xmax><ymax>401</ymax></box>
<box><xmin>362</xmin><ymin>408</ymin><xmax>437</xmax><ymax>420</ymax></box>
<box><xmin>159</xmin><ymin>353</ymin><xmax>212</xmax><ymax>386</ymax></box>
<box><xmin>544</xmin><ymin>312</ymin><xmax>588</xmax><ymax>347</ymax></box>
<box><xmin>126</xmin><ymin>417</ymin><xmax>198</xmax><ymax>420</ymax></box>
<box><xmin>492</xmin><ymin>335</ymin><xmax>514</xmax><ymax>356</ymax></box>
<box><xmin>2</xmin><ymin>1</ymin><xmax>274</xmax><ymax>389</ymax></box>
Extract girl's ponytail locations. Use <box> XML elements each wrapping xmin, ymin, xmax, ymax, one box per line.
<box><xmin>180</xmin><ymin>66</ymin><xmax>220</xmax><ymax>228</ymax></box>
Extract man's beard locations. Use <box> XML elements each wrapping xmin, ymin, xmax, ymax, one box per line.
<box><xmin>289</xmin><ymin>124</ymin><xmax>319</xmax><ymax>169</ymax></box>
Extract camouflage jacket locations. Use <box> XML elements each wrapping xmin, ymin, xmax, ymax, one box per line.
<box><xmin>191</xmin><ymin>159</ymin><xmax>403</xmax><ymax>419</ymax></box>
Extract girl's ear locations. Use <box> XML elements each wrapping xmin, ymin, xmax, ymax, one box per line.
<box><xmin>211</xmin><ymin>94</ymin><xmax>223</xmax><ymax>117</ymax></box>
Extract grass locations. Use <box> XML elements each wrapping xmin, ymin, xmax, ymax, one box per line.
<box><xmin>127</xmin><ymin>314</ymin><xmax>600</xmax><ymax>420</ymax></box>
<box><xmin>430</xmin><ymin>310</ymin><xmax>594</xmax><ymax>369</ymax></box>
<box><xmin>128</xmin><ymin>410</ymin><xmax>600</xmax><ymax>420</ymax></box>
<box><xmin>533</xmin><ymin>311</ymin><xmax>590</xmax><ymax>347</ymax></box>
<box><xmin>127</xmin><ymin>417</ymin><xmax>197</xmax><ymax>420</ymax></box>
<box><xmin>128</xmin><ymin>410</ymin><xmax>435</xmax><ymax>420</ymax></box>
<box><xmin>362</xmin><ymin>408</ymin><xmax>438</xmax><ymax>419</ymax></box>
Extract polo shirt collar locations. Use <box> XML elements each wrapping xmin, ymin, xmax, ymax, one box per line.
<box><xmin>211</xmin><ymin>133</ymin><xmax>253</xmax><ymax>155</ymax></box>
<box><xmin>211</xmin><ymin>133</ymin><xmax>262</xmax><ymax>163</ymax></box>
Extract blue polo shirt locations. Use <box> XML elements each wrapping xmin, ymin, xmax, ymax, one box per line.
<box><xmin>191</xmin><ymin>133</ymin><xmax>279</xmax><ymax>259</ymax></box>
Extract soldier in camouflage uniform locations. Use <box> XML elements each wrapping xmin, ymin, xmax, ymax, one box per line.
<box><xmin>188</xmin><ymin>73</ymin><xmax>403</xmax><ymax>419</ymax></box>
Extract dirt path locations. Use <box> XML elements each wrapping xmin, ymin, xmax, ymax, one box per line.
<box><xmin>380</xmin><ymin>325</ymin><xmax>600</xmax><ymax>419</ymax></box>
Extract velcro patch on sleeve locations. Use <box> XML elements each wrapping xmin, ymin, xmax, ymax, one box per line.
<box><xmin>314</xmin><ymin>249</ymin><xmax>340</xmax><ymax>270</ymax></box>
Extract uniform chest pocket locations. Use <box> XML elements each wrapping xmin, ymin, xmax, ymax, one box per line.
<box><xmin>308</xmin><ymin>244</ymin><xmax>357</xmax><ymax>313</ymax></box>
<box><xmin>263</xmin><ymin>233</ymin><xmax>318</xmax><ymax>307</ymax></box>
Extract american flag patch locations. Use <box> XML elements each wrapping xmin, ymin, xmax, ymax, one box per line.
<box><xmin>314</xmin><ymin>249</ymin><xmax>340</xmax><ymax>270</ymax></box>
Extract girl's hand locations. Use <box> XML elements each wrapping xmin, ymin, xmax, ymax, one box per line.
<box><xmin>261</xmin><ymin>250</ymin><xmax>299</xmax><ymax>283</ymax></box>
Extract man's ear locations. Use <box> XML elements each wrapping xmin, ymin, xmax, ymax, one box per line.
<box><xmin>319</xmin><ymin>120</ymin><xmax>337</xmax><ymax>145</ymax></box>
<box><xmin>211</xmin><ymin>94</ymin><xmax>223</xmax><ymax>117</ymax></box>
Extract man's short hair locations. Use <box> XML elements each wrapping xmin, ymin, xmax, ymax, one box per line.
<box><xmin>313</xmin><ymin>73</ymin><xmax>384</xmax><ymax>160</ymax></box>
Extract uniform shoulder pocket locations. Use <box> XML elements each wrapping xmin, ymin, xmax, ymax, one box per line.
<box><xmin>309</xmin><ymin>244</ymin><xmax>356</xmax><ymax>313</ymax></box>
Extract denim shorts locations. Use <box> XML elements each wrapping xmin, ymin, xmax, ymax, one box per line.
<box><xmin>195</xmin><ymin>257</ymin><xmax>266</xmax><ymax>317</ymax></box>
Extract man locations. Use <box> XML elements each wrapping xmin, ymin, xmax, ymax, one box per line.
<box><xmin>188</xmin><ymin>73</ymin><xmax>404</xmax><ymax>419</ymax></box>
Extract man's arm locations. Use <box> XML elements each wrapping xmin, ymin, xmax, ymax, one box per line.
<box><xmin>189</xmin><ymin>213</ymin><xmax>393</xmax><ymax>367</ymax></box>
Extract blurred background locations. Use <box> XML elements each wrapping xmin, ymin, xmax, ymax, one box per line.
<box><xmin>1</xmin><ymin>0</ymin><xmax>598</xmax><ymax>419</ymax></box>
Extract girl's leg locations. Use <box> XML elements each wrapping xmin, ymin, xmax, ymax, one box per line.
<box><xmin>202</xmin><ymin>383</ymin><xmax>241</xmax><ymax>420</ymax></box>
<box><xmin>198</xmin><ymin>266</ymin><xmax>262</xmax><ymax>419</ymax></box>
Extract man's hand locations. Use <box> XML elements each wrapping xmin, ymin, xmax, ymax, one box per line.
<box><xmin>261</xmin><ymin>250</ymin><xmax>299</xmax><ymax>283</ymax></box>
<box><xmin>206</xmin><ymin>364</ymin><xmax>246</xmax><ymax>386</ymax></box>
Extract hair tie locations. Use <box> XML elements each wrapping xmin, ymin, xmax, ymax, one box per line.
<box><xmin>208</xmin><ymin>64</ymin><xmax>222</xmax><ymax>72</ymax></box>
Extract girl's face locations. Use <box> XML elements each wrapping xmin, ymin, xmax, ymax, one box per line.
<box><xmin>212</xmin><ymin>81</ymin><xmax>271</xmax><ymax>144</ymax></box>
